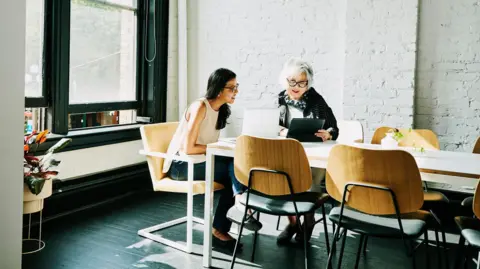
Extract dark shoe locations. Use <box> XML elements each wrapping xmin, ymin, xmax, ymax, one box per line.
<box><xmin>294</xmin><ymin>222</ymin><xmax>315</xmax><ymax>243</ymax></box>
<box><xmin>227</xmin><ymin>207</ymin><xmax>263</xmax><ymax>232</ymax></box>
<box><xmin>277</xmin><ymin>224</ymin><xmax>298</xmax><ymax>245</ymax></box>
<box><xmin>212</xmin><ymin>236</ymin><xmax>243</xmax><ymax>252</ymax></box>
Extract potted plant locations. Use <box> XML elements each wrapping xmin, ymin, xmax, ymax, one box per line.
<box><xmin>381</xmin><ymin>128</ymin><xmax>404</xmax><ymax>149</ymax></box>
<box><xmin>23</xmin><ymin>130</ymin><xmax>72</xmax><ymax>213</ymax></box>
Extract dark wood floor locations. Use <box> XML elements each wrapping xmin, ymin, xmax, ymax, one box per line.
<box><xmin>22</xmin><ymin>190</ymin><xmax>468</xmax><ymax>269</ymax></box>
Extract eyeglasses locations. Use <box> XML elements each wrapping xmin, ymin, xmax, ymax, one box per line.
<box><xmin>286</xmin><ymin>79</ymin><xmax>308</xmax><ymax>88</ymax></box>
<box><xmin>224</xmin><ymin>83</ymin><xmax>239</xmax><ymax>91</ymax></box>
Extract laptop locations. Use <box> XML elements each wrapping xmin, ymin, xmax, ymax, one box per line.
<box><xmin>287</xmin><ymin>118</ymin><xmax>325</xmax><ymax>142</ymax></box>
<box><xmin>242</xmin><ymin>108</ymin><xmax>280</xmax><ymax>138</ymax></box>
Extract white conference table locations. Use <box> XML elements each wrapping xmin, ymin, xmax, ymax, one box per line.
<box><xmin>202</xmin><ymin>140</ymin><xmax>480</xmax><ymax>267</ymax></box>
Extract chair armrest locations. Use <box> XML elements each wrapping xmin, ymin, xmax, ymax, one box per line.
<box><xmin>461</xmin><ymin>196</ymin><xmax>474</xmax><ymax>208</ymax></box>
<box><xmin>139</xmin><ymin>149</ymin><xmax>204</xmax><ymax>163</ymax></box>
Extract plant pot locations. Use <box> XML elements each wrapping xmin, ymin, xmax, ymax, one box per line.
<box><xmin>381</xmin><ymin>133</ymin><xmax>399</xmax><ymax>149</ymax></box>
<box><xmin>23</xmin><ymin>179</ymin><xmax>52</xmax><ymax>214</ymax></box>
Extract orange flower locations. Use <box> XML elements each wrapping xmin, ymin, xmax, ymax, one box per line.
<box><xmin>35</xmin><ymin>130</ymin><xmax>49</xmax><ymax>144</ymax></box>
<box><xmin>40</xmin><ymin>136</ymin><xmax>48</xmax><ymax>144</ymax></box>
<box><xmin>24</xmin><ymin>144</ymin><xmax>29</xmax><ymax>152</ymax></box>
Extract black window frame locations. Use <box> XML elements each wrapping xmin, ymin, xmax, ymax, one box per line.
<box><xmin>26</xmin><ymin>0</ymin><xmax>169</xmax><ymax>154</ymax></box>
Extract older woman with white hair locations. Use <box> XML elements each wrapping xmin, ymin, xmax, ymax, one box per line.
<box><xmin>276</xmin><ymin>57</ymin><xmax>339</xmax><ymax>244</ymax></box>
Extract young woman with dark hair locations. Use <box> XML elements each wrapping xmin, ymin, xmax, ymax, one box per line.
<box><xmin>162</xmin><ymin>68</ymin><xmax>245</xmax><ymax>250</ymax></box>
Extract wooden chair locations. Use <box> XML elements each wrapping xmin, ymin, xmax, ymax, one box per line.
<box><xmin>230</xmin><ymin>135</ymin><xmax>330</xmax><ymax>269</ymax></box>
<box><xmin>138</xmin><ymin>122</ymin><xmax>224</xmax><ymax>253</ymax></box>
<box><xmin>454</xmin><ymin>180</ymin><xmax>480</xmax><ymax>268</ymax></box>
<box><xmin>337</xmin><ymin>120</ymin><xmax>364</xmax><ymax>143</ymax></box>
<box><xmin>325</xmin><ymin>144</ymin><xmax>431</xmax><ymax>268</ymax></box>
<box><xmin>371</xmin><ymin>126</ymin><xmax>448</xmax><ymax>267</ymax></box>
<box><xmin>371</xmin><ymin>126</ymin><xmax>440</xmax><ymax>150</ymax></box>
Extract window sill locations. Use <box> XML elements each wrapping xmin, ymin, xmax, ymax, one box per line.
<box><xmin>32</xmin><ymin>124</ymin><xmax>143</xmax><ymax>155</ymax></box>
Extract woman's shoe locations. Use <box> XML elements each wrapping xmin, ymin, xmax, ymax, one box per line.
<box><xmin>212</xmin><ymin>236</ymin><xmax>243</xmax><ymax>252</ymax></box>
<box><xmin>277</xmin><ymin>224</ymin><xmax>298</xmax><ymax>245</ymax></box>
<box><xmin>294</xmin><ymin>222</ymin><xmax>315</xmax><ymax>243</ymax></box>
<box><xmin>226</xmin><ymin>207</ymin><xmax>263</xmax><ymax>231</ymax></box>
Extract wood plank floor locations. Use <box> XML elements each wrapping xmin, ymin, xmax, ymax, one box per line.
<box><xmin>22</xmin><ymin>190</ymin><xmax>467</xmax><ymax>269</ymax></box>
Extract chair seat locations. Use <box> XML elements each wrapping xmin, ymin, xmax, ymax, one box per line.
<box><xmin>461</xmin><ymin>196</ymin><xmax>474</xmax><ymax>208</ymax></box>
<box><xmin>455</xmin><ymin>216</ymin><xmax>480</xmax><ymax>248</ymax></box>
<box><xmin>238</xmin><ymin>191</ymin><xmax>329</xmax><ymax>216</ymax></box>
<box><xmin>329</xmin><ymin>207</ymin><xmax>430</xmax><ymax>238</ymax></box>
<box><xmin>153</xmin><ymin>177</ymin><xmax>224</xmax><ymax>195</ymax></box>
<box><xmin>424</xmin><ymin>190</ymin><xmax>449</xmax><ymax>203</ymax></box>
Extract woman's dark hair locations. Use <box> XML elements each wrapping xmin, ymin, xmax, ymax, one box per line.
<box><xmin>205</xmin><ymin>68</ymin><xmax>236</xmax><ymax>130</ymax></box>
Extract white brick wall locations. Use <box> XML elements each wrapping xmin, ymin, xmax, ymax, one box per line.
<box><xmin>342</xmin><ymin>0</ymin><xmax>419</xmax><ymax>142</ymax></box>
<box><xmin>165</xmin><ymin>0</ymin><xmax>479</xmax><ymax>151</ymax></box>
<box><xmin>416</xmin><ymin>0</ymin><xmax>480</xmax><ymax>151</ymax></box>
<box><xmin>186</xmin><ymin>0</ymin><xmax>346</xmax><ymax>136</ymax></box>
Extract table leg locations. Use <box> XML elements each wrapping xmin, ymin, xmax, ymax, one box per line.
<box><xmin>203</xmin><ymin>152</ymin><xmax>215</xmax><ymax>267</ymax></box>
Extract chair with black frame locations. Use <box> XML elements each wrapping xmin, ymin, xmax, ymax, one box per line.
<box><xmin>372</xmin><ymin>126</ymin><xmax>449</xmax><ymax>268</ymax></box>
<box><xmin>459</xmin><ymin>137</ymin><xmax>480</xmax><ymax>210</ymax></box>
<box><xmin>454</xmin><ymin>179</ymin><xmax>480</xmax><ymax>269</ymax></box>
<box><xmin>325</xmin><ymin>144</ymin><xmax>432</xmax><ymax>269</ymax></box>
<box><xmin>230</xmin><ymin>135</ymin><xmax>330</xmax><ymax>269</ymax></box>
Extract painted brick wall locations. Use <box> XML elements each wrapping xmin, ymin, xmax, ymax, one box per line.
<box><xmin>342</xmin><ymin>0</ymin><xmax>419</xmax><ymax>142</ymax></box>
<box><xmin>186</xmin><ymin>0</ymin><xmax>346</xmax><ymax>136</ymax></box>
<box><xmin>415</xmin><ymin>0</ymin><xmax>480</xmax><ymax>151</ymax></box>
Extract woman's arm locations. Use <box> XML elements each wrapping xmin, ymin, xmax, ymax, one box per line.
<box><xmin>325</xmin><ymin>105</ymin><xmax>339</xmax><ymax>140</ymax></box>
<box><xmin>183</xmin><ymin>101</ymin><xmax>208</xmax><ymax>155</ymax></box>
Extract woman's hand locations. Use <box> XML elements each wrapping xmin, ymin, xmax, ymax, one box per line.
<box><xmin>279</xmin><ymin>128</ymin><xmax>289</xmax><ymax>137</ymax></box>
<box><xmin>315</xmin><ymin>129</ymin><xmax>332</xmax><ymax>141</ymax></box>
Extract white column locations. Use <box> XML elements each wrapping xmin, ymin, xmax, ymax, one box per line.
<box><xmin>0</xmin><ymin>0</ymin><xmax>26</xmax><ymax>268</ymax></box>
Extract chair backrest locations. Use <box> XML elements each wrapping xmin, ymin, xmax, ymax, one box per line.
<box><xmin>473</xmin><ymin>180</ymin><xmax>480</xmax><ymax>219</ymax></box>
<box><xmin>326</xmin><ymin>144</ymin><xmax>424</xmax><ymax>215</ymax></box>
<box><xmin>234</xmin><ymin>135</ymin><xmax>312</xmax><ymax>196</ymax></box>
<box><xmin>140</xmin><ymin>122</ymin><xmax>179</xmax><ymax>182</ymax></box>
<box><xmin>473</xmin><ymin>137</ymin><xmax>480</xmax><ymax>154</ymax></box>
<box><xmin>337</xmin><ymin>120</ymin><xmax>364</xmax><ymax>143</ymax></box>
<box><xmin>371</xmin><ymin>127</ymin><xmax>440</xmax><ymax>150</ymax></box>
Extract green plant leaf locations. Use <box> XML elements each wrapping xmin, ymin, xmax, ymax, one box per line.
<box><xmin>24</xmin><ymin>176</ymin><xmax>46</xmax><ymax>195</ymax></box>
<box><xmin>46</xmin><ymin>138</ymin><xmax>72</xmax><ymax>154</ymax></box>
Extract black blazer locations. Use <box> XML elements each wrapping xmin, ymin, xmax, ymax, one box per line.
<box><xmin>278</xmin><ymin>87</ymin><xmax>339</xmax><ymax>140</ymax></box>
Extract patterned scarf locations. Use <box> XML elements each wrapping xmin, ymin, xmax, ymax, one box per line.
<box><xmin>283</xmin><ymin>90</ymin><xmax>309</xmax><ymax>110</ymax></box>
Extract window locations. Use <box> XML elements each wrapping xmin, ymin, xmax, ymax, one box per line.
<box><xmin>69</xmin><ymin>109</ymin><xmax>137</xmax><ymax>129</ymax></box>
<box><xmin>24</xmin><ymin>108</ymin><xmax>47</xmax><ymax>134</ymax></box>
<box><xmin>69</xmin><ymin>0</ymin><xmax>137</xmax><ymax>104</ymax></box>
<box><xmin>23</xmin><ymin>0</ymin><xmax>169</xmax><ymax>152</ymax></box>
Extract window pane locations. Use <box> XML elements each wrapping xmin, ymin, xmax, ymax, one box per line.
<box><xmin>25</xmin><ymin>108</ymin><xmax>47</xmax><ymax>134</ymax></box>
<box><xmin>69</xmin><ymin>0</ymin><xmax>137</xmax><ymax>104</ymax></box>
<box><xmin>68</xmin><ymin>109</ymin><xmax>137</xmax><ymax>129</ymax></box>
<box><xmin>25</xmin><ymin>0</ymin><xmax>44</xmax><ymax>97</ymax></box>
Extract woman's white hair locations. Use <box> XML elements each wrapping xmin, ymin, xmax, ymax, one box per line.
<box><xmin>278</xmin><ymin>57</ymin><xmax>314</xmax><ymax>89</ymax></box>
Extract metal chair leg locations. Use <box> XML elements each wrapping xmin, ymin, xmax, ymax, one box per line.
<box><xmin>230</xmin><ymin>209</ymin><xmax>247</xmax><ymax>269</ymax></box>
<box><xmin>276</xmin><ymin>216</ymin><xmax>281</xmax><ymax>231</ymax></box>
<box><xmin>425</xmin><ymin>230</ymin><xmax>430</xmax><ymax>269</ymax></box>
<box><xmin>477</xmin><ymin>251</ymin><xmax>480</xmax><ymax>269</ymax></box>
<box><xmin>434</xmin><ymin>228</ymin><xmax>441</xmax><ymax>268</ymax></box>
<box><xmin>250</xmin><ymin>212</ymin><xmax>260</xmax><ymax>262</ymax></box>
<box><xmin>362</xmin><ymin>236</ymin><xmax>368</xmax><ymax>255</ymax></box>
<box><xmin>354</xmin><ymin>234</ymin><xmax>365</xmax><ymax>269</ymax></box>
<box><xmin>454</xmin><ymin>236</ymin><xmax>466</xmax><ymax>269</ymax></box>
<box><xmin>322</xmin><ymin>205</ymin><xmax>331</xmax><ymax>254</ymax></box>
<box><xmin>410</xmin><ymin>240</ymin><xmax>417</xmax><ymax>269</ymax></box>
<box><xmin>337</xmin><ymin>229</ymin><xmax>348</xmax><ymax>269</ymax></box>
<box><xmin>430</xmin><ymin>209</ymin><xmax>449</xmax><ymax>268</ymax></box>
<box><xmin>326</xmin><ymin>224</ymin><xmax>342</xmax><ymax>269</ymax></box>
<box><xmin>303</xmin><ymin>215</ymin><xmax>308</xmax><ymax>269</ymax></box>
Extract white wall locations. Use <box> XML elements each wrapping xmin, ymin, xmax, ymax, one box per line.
<box><xmin>0</xmin><ymin>0</ymin><xmax>25</xmax><ymax>267</ymax></box>
<box><xmin>342</xmin><ymin>0</ymin><xmax>419</xmax><ymax>142</ymax></box>
<box><xmin>186</xmin><ymin>0</ymin><xmax>346</xmax><ymax>137</ymax></box>
<box><xmin>56</xmin><ymin>140</ymin><xmax>145</xmax><ymax>180</ymax></box>
<box><xmin>415</xmin><ymin>0</ymin><xmax>480</xmax><ymax>151</ymax></box>
<box><xmin>166</xmin><ymin>0</ymin><xmax>477</xmax><ymax>151</ymax></box>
